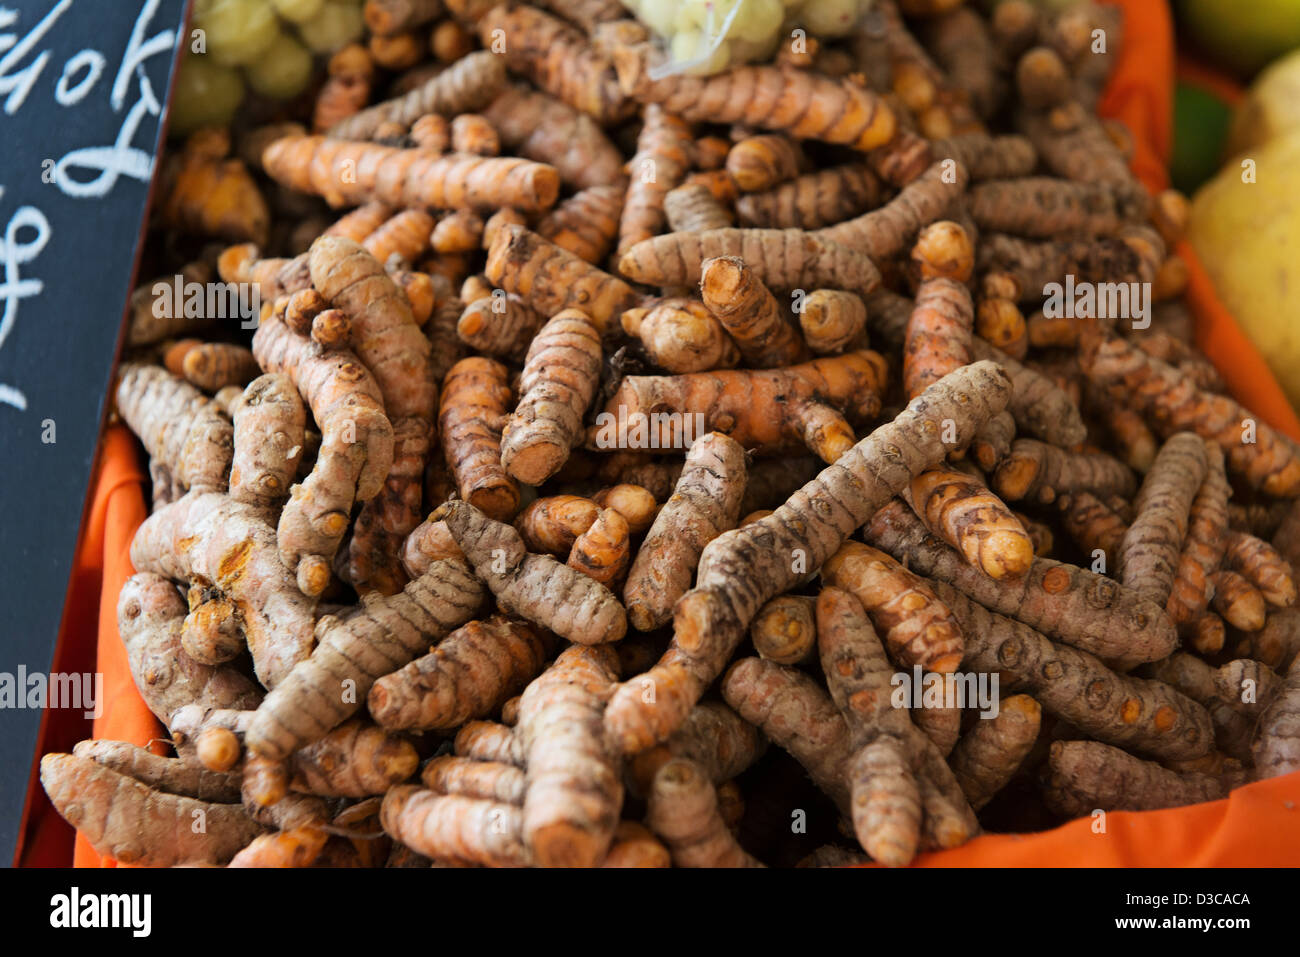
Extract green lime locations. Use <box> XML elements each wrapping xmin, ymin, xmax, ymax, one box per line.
<box><xmin>1171</xmin><ymin>82</ymin><xmax>1233</xmax><ymax>195</ymax></box>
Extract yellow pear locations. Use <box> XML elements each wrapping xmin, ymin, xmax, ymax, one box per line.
<box><xmin>1226</xmin><ymin>48</ymin><xmax>1300</xmax><ymax>157</ymax></box>
<box><xmin>1188</xmin><ymin>129</ymin><xmax>1300</xmax><ymax>412</ymax></box>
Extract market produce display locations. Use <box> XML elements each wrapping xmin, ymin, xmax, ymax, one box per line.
<box><xmin>39</xmin><ymin>0</ymin><xmax>1300</xmax><ymax>868</ymax></box>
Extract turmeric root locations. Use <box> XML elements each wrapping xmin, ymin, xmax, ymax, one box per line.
<box><xmin>361</xmin><ymin>209</ymin><xmax>435</xmax><ymax>267</ymax></box>
<box><xmin>721</xmin><ymin>657</ymin><xmax>854</xmax><ymax>813</ymax></box>
<box><xmin>422</xmin><ymin>755</ymin><xmax>526</xmax><ymax>805</ymax></box>
<box><xmin>1045</xmin><ymin>740</ymin><xmax>1235</xmax><ymax>817</ymax></box>
<box><xmin>735</xmin><ymin>164</ymin><xmax>882</xmax><ymax>231</ymax></box>
<box><xmin>229</xmin><ymin>826</ymin><xmax>329</xmax><ymax>868</ymax></box>
<box><xmin>369</xmin><ymin>616</ymin><xmax>550</xmax><ymax>731</ymax></box>
<box><xmin>606</xmin><ymin>361</ymin><xmax>1012</xmax><ymax>754</ymax></box>
<box><xmin>904</xmin><ymin>468</ymin><xmax>1035</xmax><ymax>581</ymax></box>
<box><xmin>500</xmin><ymin>308</ymin><xmax>603</xmax><ymax>485</ymax></box>
<box><xmin>478</xmin><ymin>4</ymin><xmax>629</xmax><ymax>124</ymax></box>
<box><xmin>621</xmin><ymin>299</ymin><xmax>739</xmax><ymax>374</ymax></box>
<box><xmin>750</xmin><ymin>595</ymin><xmax>817</xmax><ymax>666</ymax></box>
<box><xmin>816</xmin><ymin>161</ymin><xmax>967</xmax><ymax>264</ymax></box>
<box><xmin>646</xmin><ymin>758</ymin><xmax>763</xmax><ymax>868</ymax></box>
<box><xmin>568</xmin><ymin>507</ymin><xmax>631</xmax><ymax>587</ymax></box>
<box><xmin>993</xmin><ymin>438</ymin><xmax>1136</xmax><ymax>505</ymax></box>
<box><xmin>130</xmin><ymin>489</ymin><xmax>319</xmax><ymax>688</ymax></box>
<box><xmin>603</xmin><ymin>820</ymin><xmax>671</xmax><ymax>868</ymax></box>
<box><xmin>821</xmin><ymin>542</ymin><xmax>964</xmax><ymax>673</ymax></box>
<box><xmin>381</xmin><ymin>786</ymin><xmax>530</xmax><ymax>867</ymax></box>
<box><xmin>968</xmin><ymin>337</ymin><xmax>1087</xmax><ymax>447</ymax></box>
<box><xmin>126</xmin><ymin>262</ymin><xmax>216</xmax><ymax>346</ymax></box>
<box><xmin>700</xmin><ymin>256</ymin><xmax>809</xmax><ymax>368</ymax></box>
<box><xmin>593</xmin><ymin>484</ymin><xmax>658</xmax><ymax>535</ymax></box>
<box><xmin>515</xmin><ymin>496</ymin><xmax>601</xmax><ymax>555</ymax></box>
<box><xmin>1162</xmin><ymin>442</ymin><xmax>1230</xmax><ymax>624</ymax></box>
<box><xmin>182</xmin><ymin>592</ymin><xmax>244</xmax><ymax>665</ymax></box>
<box><xmin>969</xmin><ymin>177</ymin><xmax>1119</xmax><ymax>238</ymax></box>
<box><xmin>251</xmin><ymin>308</ymin><xmax>394</xmax><ymax>595</ymax></box>
<box><xmin>726</xmin><ymin>135</ymin><xmax>802</xmax><ymax>193</ymax></box>
<box><xmin>948</xmin><ymin>695</ymin><xmax>1041</xmax><ymax>810</ymax></box>
<box><xmin>1224</xmin><ymin>531</ymin><xmax>1296</xmax><ymax>609</ymax></box>
<box><xmin>264</xmin><ymin>135</ymin><xmax>559</xmax><ymax>213</ymax></box>
<box><xmin>455</xmin><ymin>720</ymin><xmax>523</xmax><ymax>767</ymax></box>
<box><xmin>596</xmin><ymin>351</ymin><xmax>888</xmax><ymax>464</ymax></box>
<box><xmin>115</xmin><ymin>363</ymin><xmax>233</xmax><ymax>494</ymax></box>
<box><xmin>285</xmin><ymin>720</ymin><xmax>419</xmax><ymax>798</ymax></box>
<box><xmin>516</xmin><ymin>645</ymin><xmax>623</xmax><ymax>867</ymax></box>
<box><xmin>620</xmin><ymin>228</ymin><xmax>881</xmax><ymax>298</ymax></box>
<box><xmin>245</xmin><ymin>558</ymin><xmax>484</xmax><ymax>760</ymax></box>
<box><xmin>40</xmin><ymin>753</ymin><xmax>264</xmax><ymax>867</ymax></box>
<box><xmin>176</xmin><ymin>343</ymin><xmax>260</xmax><ymax>394</ymax></box>
<box><xmin>328</xmin><ymin>49</ymin><xmax>506</xmax><ymax>140</ymax></box>
<box><xmin>931</xmin><ymin>134</ymin><xmax>1036</xmax><ymax>182</ymax></box>
<box><xmin>486</xmin><ymin>225</ymin><xmax>643</xmax><ymax>335</ymax></box>
<box><xmin>663</xmin><ymin>182</ymin><xmax>732</xmax><ymax>233</ymax></box>
<box><xmin>623</xmin><ymin>432</ymin><xmax>747</xmax><ymax>632</ymax></box>
<box><xmin>72</xmin><ymin>739</ymin><xmax>240</xmax><ymax>804</ymax></box>
<box><xmin>618</xmin><ymin>104</ymin><xmax>694</xmax><ymax>258</ymax></box>
<box><xmin>797</xmin><ymin>290</ymin><xmax>868</xmax><ymax>355</ymax></box>
<box><xmin>1119</xmin><ymin>433</ymin><xmax>1209</xmax><ymax>608</ymax></box>
<box><xmin>1255</xmin><ymin>657</ymin><xmax>1300</xmax><ymax>780</ymax></box>
<box><xmin>439</xmin><ymin>357</ymin><xmax>518</xmax><ymax>521</ymax></box>
<box><xmin>627</xmin><ymin>701</ymin><xmax>767</xmax><ymax>797</ymax></box>
<box><xmin>903</xmin><ymin>278</ymin><xmax>972</xmax><ymax>399</ymax></box>
<box><xmin>611</xmin><ymin>44</ymin><xmax>896</xmax><ymax>151</ymax></box>
<box><xmin>1057</xmin><ymin>491</ymin><xmax>1129</xmax><ymax>563</ymax></box>
<box><xmin>815</xmin><ymin>587</ymin><xmax>978</xmax><ymax>863</ymax></box>
<box><xmin>537</xmin><ymin>184</ymin><xmax>623</xmax><ymax>265</ymax></box>
<box><xmin>228</xmin><ymin>374</ymin><xmax>305</xmax><ymax>509</ymax></box>
<box><xmin>313</xmin><ymin>44</ymin><xmax>374</xmax><ymax>133</ymax></box>
<box><xmin>1211</xmin><ymin>570</ymin><xmax>1267</xmax><ymax>632</ymax></box>
<box><xmin>435</xmin><ymin>500</ymin><xmax>627</xmax><ymax>645</ymax></box>
<box><xmin>483</xmin><ymin>85</ymin><xmax>627</xmax><ymax>191</ymax></box>
<box><xmin>865</xmin><ymin>499</ymin><xmax>1178</xmax><ymax>668</ymax></box>
<box><xmin>161</xmin><ymin>129</ymin><xmax>269</xmax><ymax>245</ymax></box>
<box><xmin>457</xmin><ymin>292</ymin><xmax>547</xmax><ymax>364</ymax></box>
<box><xmin>930</xmin><ymin>581</ymin><xmax>1212</xmax><ymax>761</ymax></box>
<box><xmin>1080</xmin><ymin>333</ymin><xmax>1300</xmax><ymax>497</ymax></box>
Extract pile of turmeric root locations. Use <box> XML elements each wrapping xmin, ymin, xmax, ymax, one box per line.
<box><xmin>41</xmin><ymin>0</ymin><xmax>1300</xmax><ymax>868</ymax></box>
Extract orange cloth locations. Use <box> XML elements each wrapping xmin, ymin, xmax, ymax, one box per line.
<box><xmin>25</xmin><ymin>0</ymin><xmax>1300</xmax><ymax>868</ymax></box>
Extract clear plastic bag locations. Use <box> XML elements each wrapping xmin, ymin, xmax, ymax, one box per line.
<box><xmin>619</xmin><ymin>0</ymin><xmax>877</xmax><ymax>77</ymax></box>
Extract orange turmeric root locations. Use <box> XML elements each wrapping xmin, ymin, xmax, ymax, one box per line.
<box><xmin>993</xmin><ymin>438</ymin><xmax>1136</xmax><ymax>505</ymax></box>
<box><xmin>595</xmin><ymin>351</ymin><xmax>888</xmax><ymax>464</ymax></box>
<box><xmin>700</xmin><ymin>256</ymin><xmax>809</xmax><ymax>368</ymax></box>
<box><xmin>567</xmin><ymin>508</ymin><xmax>631</xmax><ymax>587</ymax></box>
<box><xmin>618</xmin><ymin>104</ymin><xmax>694</xmax><ymax>258</ymax></box>
<box><xmin>1224</xmin><ymin>531</ymin><xmax>1297</xmax><ymax>609</ymax></box>
<box><xmin>483</xmin><ymin>85</ymin><xmax>627</xmax><ymax>192</ymax></box>
<box><xmin>735</xmin><ymin>164</ymin><xmax>883</xmax><ymax>231</ymax></box>
<box><xmin>905</xmin><ymin>468</ymin><xmax>1034</xmax><ymax>580</ymax></box>
<box><xmin>726</xmin><ymin>135</ymin><xmax>802</xmax><ymax>193</ymax></box>
<box><xmin>439</xmin><ymin>357</ymin><xmax>518</xmax><ymax>521</ymax></box>
<box><xmin>515</xmin><ymin>495</ymin><xmax>601</xmax><ymax>555</ymax></box>
<box><xmin>536</xmin><ymin>184</ymin><xmax>624</xmax><ymax>265</ymax></box>
<box><xmin>621</xmin><ymin>299</ymin><xmax>739</xmax><ymax>374</ymax></box>
<box><xmin>312</xmin><ymin>44</ymin><xmax>374</xmax><ymax>133</ymax></box>
<box><xmin>500</xmin><ymin>308</ymin><xmax>603</xmax><ymax>486</ymax></box>
<box><xmin>516</xmin><ymin>645</ymin><xmax>623</xmax><ymax>867</ymax></box>
<box><xmin>162</xmin><ymin>129</ymin><xmax>269</xmax><ymax>245</ymax></box>
<box><xmin>369</xmin><ymin>616</ymin><xmax>551</xmax><ymax>732</ymax></box>
<box><xmin>263</xmin><ymin>135</ymin><xmax>559</xmax><ymax>213</ymax></box>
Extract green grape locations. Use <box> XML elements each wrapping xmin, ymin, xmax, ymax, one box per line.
<box><xmin>244</xmin><ymin>31</ymin><xmax>315</xmax><ymax>99</ymax></box>
<box><xmin>168</xmin><ymin>51</ymin><xmax>245</xmax><ymax>137</ymax></box>
<box><xmin>672</xmin><ymin>1</ymin><xmax>707</xmax><ymax>34</ymax></box>
<box><xmin>800</xmin><ymin>0</ymin><xmax>864</xmax><ymax>37</ymax></box>
<box><xmin>269</xmin><ymin>0</ymin><xmax>326</xmax><ymax>24</ymax></box>
<box><xmin>296</xmin><ymin>0</ymin><xmax>365</xmax><ymax>53</ymax></box>
<box><xmin>733</xmin><ymin>0</ymin><xmax>784</xmax><ymax>43</ymax></box>
<box><xmin>669</xmin><ymin>28</ymin><xmax>731</xmax><ymax>75</ymax></box>
<box><xmin>199</xmin><ymin>0</ymin><xmax>282</xmax><ymax>67</ymax></box>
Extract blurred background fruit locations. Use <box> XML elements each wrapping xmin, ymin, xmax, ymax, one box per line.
<box><xmin>1225</xmin><ymin>48</ymin><xmax>1300</xmax><ymax>156</ymax></box>
<box><xmin>1188</xmin><ymin>129</ymin><xmax>1300</xmax><ymax>412</ymax></box>
<box><xmin>1171</xmin><ymin>80</ymin><xmax>1234</xmax><ymax>194</ymax></box>
<box><xmin>1177</xmin><ymin>0</ymin><xmax>1300</xmax><ymax>77</ymax></box>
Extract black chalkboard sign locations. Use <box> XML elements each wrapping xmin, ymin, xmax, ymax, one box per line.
<box><xmin>0</xmin><ymin>0</ymin><xmax>188</xmax><ymax>864</ymax></box>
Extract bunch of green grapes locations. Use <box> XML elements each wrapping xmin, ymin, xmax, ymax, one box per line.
<box><xmin>619</xmin><ymin>0</ymin><xmax>872</xmax><ymax>76</ymax></box>
<box><xmin>172</xmin><ymin>0</ymin><xmax>366</xmax><ymax>135</ymax></box>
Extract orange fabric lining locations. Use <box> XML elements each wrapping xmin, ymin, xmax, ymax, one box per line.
<box><xmin>25</xmin><ymin>0</ymin><xmax>1300</xmax><ymax>867</ymax></box>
